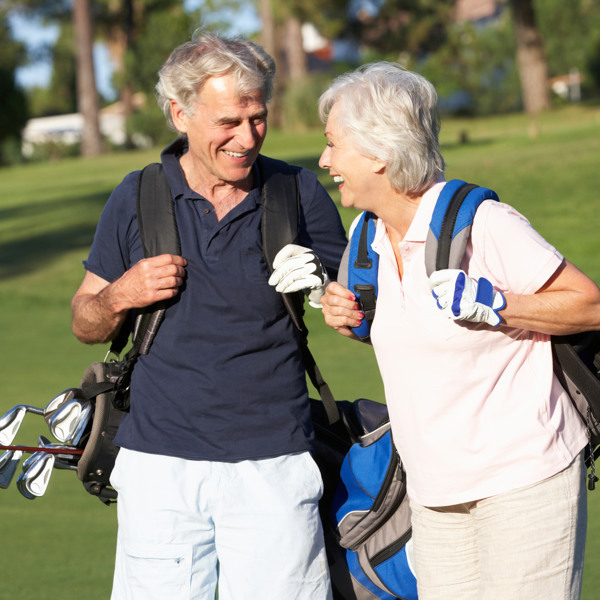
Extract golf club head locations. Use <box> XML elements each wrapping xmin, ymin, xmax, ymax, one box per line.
<box><xmin>47</xmin><ymin>399</ymin><xmax>87</xmax><ymax>443</ymax></box>
<box><xmin>0</xmin><ymin>404</ymin><xmax>46</xmax><ymax>446</ymax></box>
<box><xmin>44</xmin><ymin>388</ymin><xmax>81</xmax><ymax>423</ymax></box>
<box><xmin>17</xmin><ymin>452</ymin><xmax>55</xmax><ymax>499</ymax></box>
<box><xmin>0</xmin><ymin>406</ymin><xmax>26</xmax><ymax>446</ymax></box>
<box><xmin>0</xmin><ymin>450</ymin><xmax>23</xmax><ymax>489</ymax></box>
<box><xmin>37</xmin><ymin>436</ymin><xmax>80</xmax><ymax>469</ymax></box>
<box><xmin>68</xmin><ymin>402</ymin><xmax>92</xmax><ymax>446</ymax></box>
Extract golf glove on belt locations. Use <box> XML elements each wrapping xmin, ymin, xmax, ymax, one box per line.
<box><xmin>429</xmin><ymin>269</ymin><xmax>506</xmax><ymax>327</ymax></box>
<box><xmin>269</xmin><ymin>244</ymin><xmax>331</xmax><ymax>308</ymax></box>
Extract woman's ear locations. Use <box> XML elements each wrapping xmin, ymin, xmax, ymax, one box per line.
<box><xmin>371</xmin><ymin>159</ymin><xmax>386</xmax><ymax>174</ymax></box>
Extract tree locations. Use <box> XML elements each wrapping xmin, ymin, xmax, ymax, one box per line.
<box><xmin>73</xmin><ymin>0</ymin><xmax>103</xmax><ymax>155</ymax></box>
<box><xmin>509</xmin><ymin>0</ymin><xmax>550</xmax><ymax>114</ymax></box>
<box><xmin>350</xmin><ymin>0</ymin><xmax>454</xmax><ymax>61</ymax></box>
<box><xmin>256</xmin><ymin>0</ymin><xmax>346</xmax><ymax>127</ymax></box>
<box><xmin>0</xmin><ymin>10</ymin><xmax>28</xmax><ymax>164</ymax></box>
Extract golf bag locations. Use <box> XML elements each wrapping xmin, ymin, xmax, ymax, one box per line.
<box><xmin>340</xmin><ymin>179</ymin><xmax>600</xmax><ymax>488</ymax></box>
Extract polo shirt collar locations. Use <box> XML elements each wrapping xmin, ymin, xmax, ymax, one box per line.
<box><xmin>373</xmin><ymin>180</ymin><xmax>447</xmax><ymax>245</ymax></box>
<box><xmin>159</xmin><ymin>137</ymin><xmax>262</xmax><ymax>205</ymax></box>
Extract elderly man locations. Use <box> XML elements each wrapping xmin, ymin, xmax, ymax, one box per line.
<box><xmin>71</xmin><ymin>31</ymin><xmax>346</xmax><ymax>599</ymax></box>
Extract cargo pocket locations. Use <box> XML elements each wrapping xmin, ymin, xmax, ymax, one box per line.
<box><xmin>120</xmin><ymin>540</ymin><xmax>193</xmax><ymax>599</ymax></box>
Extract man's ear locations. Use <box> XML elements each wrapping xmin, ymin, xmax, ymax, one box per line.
<box><xmin>170</xmin><ymin>100</ymin><xmax>187</xmax><ymax>133</ymax></box>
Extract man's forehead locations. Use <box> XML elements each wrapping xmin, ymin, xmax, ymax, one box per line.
<box><xmin>198</xmin><ymin>75</ymin><xmax>265</xmax><ymax>105</ymax></box>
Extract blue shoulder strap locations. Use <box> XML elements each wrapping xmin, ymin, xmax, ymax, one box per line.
<box><xmin>342</xmin><ymin>180</ymin><xmax>499</xmax><ymax>342</ymax></box>
<box><xmin>425</xmin><ymin>179</ymin><xmax>499</xmax><ymax>275</ymax></box>
<box><xmin>339</xmin><ymin>211</ymin><xmax>379</xmax><ymax>342</ymax></box>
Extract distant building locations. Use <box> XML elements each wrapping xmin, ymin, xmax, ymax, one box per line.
<box><xmin>454</xmin><ymin>0</ymin><xmax>506</xmax><ymax>25</ymax></box>
<box><xmin>21</xmin><ymin>93</ymin><xmax>147</xmax><ymax>156</ymax></box>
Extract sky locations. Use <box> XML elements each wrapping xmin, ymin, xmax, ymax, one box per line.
<box><xmin>8</xmin><ymin>1</ymin><xmax>260</xmax><ymax>102</ymax></box>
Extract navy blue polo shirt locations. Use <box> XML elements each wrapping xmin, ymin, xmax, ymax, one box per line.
<box><xmin>84</xmin><ymin>138</ymin><xmax>347</xmax><ymax>461</ymax></box>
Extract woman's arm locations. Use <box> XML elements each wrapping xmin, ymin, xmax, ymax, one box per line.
<box><xmin>499</xmin><ymin>260</ymin><xmax>600</xmax><ymax>335</ymax></box>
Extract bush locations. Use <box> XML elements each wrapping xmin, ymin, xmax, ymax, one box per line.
<box><xmin>281</xmin><ymin>74</ymin><xmax>333</xmax><ymax>131</ymax></box>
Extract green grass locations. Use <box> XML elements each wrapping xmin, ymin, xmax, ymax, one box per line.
<box><xmin>1</xmin><ymin>103</ymin><xmax>600</xmax><ymax>598</ymax></box>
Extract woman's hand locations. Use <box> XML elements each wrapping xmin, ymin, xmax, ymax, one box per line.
<box><xmin>320</xmin><ymin>281</ymin><xmax>364</xmax><ymax>339</ymax></box>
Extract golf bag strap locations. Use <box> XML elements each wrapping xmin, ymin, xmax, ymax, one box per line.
<box><xmin>425</xmin><ymin>180</ymin><xmax>499</xmax><ymax>276</ymax></box>
<box><xmin>134</xmin><ymin>163</ymin><xmax>181</xmax><ymax>356</ymax></box>
<box><xmin>258</xmin><ymin>155</ymin><xmax>340</xmax><ymax>426</ymax></box>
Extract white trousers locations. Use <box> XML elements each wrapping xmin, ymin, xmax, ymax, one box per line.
<box><xmin>410</xmin><ymin>451</ymin><xmax>587</xmax><ymax>600</ymax></box>
<box><xmin>110</xmin><ymin>448</ymin><xmax>332</xmax><ymax>600</ymax></box>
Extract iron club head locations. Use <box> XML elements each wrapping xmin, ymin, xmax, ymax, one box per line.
<box><xmin>17</xmin><ymin>452</ymin><xmax>55</xmax><ymax>499</ymax></box>
<box><xmin>0</xmin><ymin>450</ymin><xmax>23</xmax><ymax>489</ymax></box>
<box><xmin>0</xmin><ymin>405</ymin><xmax>45</xmax><ymax>446</ymax></box>
<box><xmin>46</xmin><ymin>399</ymin><xmax>87</xmax><ymax>443</ymax></box>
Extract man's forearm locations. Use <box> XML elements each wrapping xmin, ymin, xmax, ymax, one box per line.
<box><xmin>71</xmin><ymin>285</ymin><xmax>128</xmax><ymax>345</ymax></box>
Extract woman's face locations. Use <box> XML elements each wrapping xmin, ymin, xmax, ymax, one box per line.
<box><xmin>319</xmin><ymin>102</ymin><xmax>383</xmax><ymax>211</ymax></box>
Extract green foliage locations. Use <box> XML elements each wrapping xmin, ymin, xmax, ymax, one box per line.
<box><xmin>120</xmin><ymin>3</ymin><xmax>200</xmax><ymax>145</ymax></box>
<box><xmin>350</xmin><ymin>0</ymin><xmax>454</xmax><ymax>59</ymax></box>
<box><xmin>26</xmin><ymin>23</ymin><xmax>78</xmax><ymax>117</ymax></box>
<box><xmin>126</xmin><ymin>101</ymin><xmax>173</xmax><ymax>147</ymax></box>
<box><xmin>535</xmin><ymin>0</ymin><xmax>600</xmax><ymax>91</ymax></box>
<box><xmin>420</xmin><ymin>16</ymin><xmax>521</xmax><ymax>116</ymax></box>
<box><xmin>280</xmin><ymin>74</ymin><xmax>332</xmax><ymax>131</ymax></box>
<box><xmin>0</xmin><ymin>11</ymin><xmax>28</xmax><ymax>160</ymax></box>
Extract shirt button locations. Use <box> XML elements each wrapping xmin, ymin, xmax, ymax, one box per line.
<box><xmin>204</xmin><ymin>208</ymin><xmax>210</xmax><ymax>214</ymax></box>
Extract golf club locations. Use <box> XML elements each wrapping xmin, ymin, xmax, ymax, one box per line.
<box><xmin>0</xmin><ymin>405</ymin><xmax>45</xmax><ymax>446</ymax></box>
<box><xmin>43</xmin><ymin>388</ymin><xmax>82</xmax><ymax>423</ymax></box>
<box><xmin>37</xmin><ymin>436</ymin><xmax>80</xmax><ymax>470</ymax></box>
<box><xmin>17</xmin><ymin>451</ymin><xmax>55</xmax><ymax>499</ymax></box>
<box><xmin>46</xmin><ymin>397</ymin><xmax>90</xmax><ymax>444</ymax></box>
<box><xmin>0</xmin><ymin>449</ymin><xmax>23</xmax><ymax>489</ymax></box>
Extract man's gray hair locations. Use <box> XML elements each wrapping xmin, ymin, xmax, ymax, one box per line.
<box><xmin>319</xmin><ymin>62</ymin><xmax>445</xmax><ymax>196</ymax></box>
<box><xmin>157</xmin><ymin>30</ymin><xmax>276</xmax><ymax>130</ymax></box>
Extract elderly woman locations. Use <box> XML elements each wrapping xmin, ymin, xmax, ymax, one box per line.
<box><xmin>319</xmin><ymin>62</ymin><xmax>600</xmax><ymax>599</ymax></box>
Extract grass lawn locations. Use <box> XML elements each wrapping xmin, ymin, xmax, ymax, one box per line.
<box><xmin>0</xmin><ymin>102</ymin><xmax>599</xmax><ymax>598</ymax></box>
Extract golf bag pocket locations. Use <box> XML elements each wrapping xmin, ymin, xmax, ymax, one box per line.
<box><xmin>331</xmin><ymin>423</ymin><xmax>418</xmax><ymax>600</ymax></box>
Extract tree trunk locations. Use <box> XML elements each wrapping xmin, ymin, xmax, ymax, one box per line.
<box><xmin>73</xmin><ymin>0</ymin><xmax>104</xmax><ymax>156</ymax></box>
<box><xmin>510</xmin><ymin>0</ymin><xmax>551</xmax><ymax>114</ymax></box>
<box><xmin>284</xmin><ymin>17</ymin><xmax>307</xmax><ymax>82</ymax></box>
<box><xmin>259</xmin><ymin>0</ymin><xmax>283</xmax><ymax>127</ymax></box>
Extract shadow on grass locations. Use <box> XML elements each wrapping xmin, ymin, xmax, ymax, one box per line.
<box><xmin>440</xmin><ymin>137</ymin><xmax>495</xmax><ymax>151</ymax></box>
<box><xmin>0</xmin><ymin>190</ymin><xmax>109</xmax><ymax>280</ymax></box>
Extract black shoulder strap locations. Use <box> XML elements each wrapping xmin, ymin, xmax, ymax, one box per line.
<box><xmin>110</xmin><ymin>163</ymin><xmax>180</xmax><ymax>363</ymax></box>
<box><xmin>258</xmin><ymin>155</ymin><xmax>340</xmax><ymax>425</ymax></box>
<box><xmin>258</xmin><ymin>155</ymin><xmax>306</xmax><ymax>334</ymax></box>
<box><xmin>133</xmin><ymin>163</ymin><xmax>181</xmax><ymax>356</ymax></box>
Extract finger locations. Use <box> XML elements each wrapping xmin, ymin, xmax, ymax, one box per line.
<box><xmin>276</xmin><ymin>273</ymin><xmax>320</xmax><ymax>294</ymax></box>
<box><xmin>272</xmin><ymin>244</ymin><xmax>310</xmax><ymax>269</ymax></box>
<box><xmin>144</xmin><ymin>253</ymin><xmax>188</xmax><ymax>267</ymax></box>
<box><xmin>269</xmin><ymin>255</ymin><xmax>314</xmax><ymax>286</ymax></box>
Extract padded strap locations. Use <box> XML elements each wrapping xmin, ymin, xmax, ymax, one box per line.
<box><xmin>134</xmin><ymin>163</ymin><xmax>181</xmax><ymax>356</ymax></box>
<box><xmin>425</xmin><ymin>180</ymin><xmax>499</xmax><ymax>275</ymax></box>
<box><xmin>258</xmin><ymin>155</ymin><xmax>340</xmax><ymax>425</ymax></box>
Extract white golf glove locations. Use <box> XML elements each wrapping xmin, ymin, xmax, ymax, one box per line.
<box><xmin>268</xmin><ymin>244</ymin><xmax>331</xmax><ymax>308</ymax></box>
<box><xmin>429</xmin><ymin>269</ymin><xmax>506</xmax><ymax>327</ymax></box>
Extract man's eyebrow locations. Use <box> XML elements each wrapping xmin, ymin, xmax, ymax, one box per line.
<box><xmin>215</xmin><ymin>111</ymin><xmax>268</xmax><ymax>125</ymax></box>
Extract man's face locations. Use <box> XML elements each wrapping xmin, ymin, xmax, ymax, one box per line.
<box><xmin>171</xmin><ymin>74</ymin><xmax>268</xmax><ymax>187</ymax></box>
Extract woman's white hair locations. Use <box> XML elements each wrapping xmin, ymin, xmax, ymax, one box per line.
<box><xmin>319</xmin><ymin>62</ymin><xmax>445</xmax><ymax>196</ymax></box>
<box><xmin>156</xmin><ymin>30</ymin><xmax>276</xmax><ymax>130</ymax></box>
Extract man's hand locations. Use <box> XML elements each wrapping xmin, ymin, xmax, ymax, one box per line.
<box><xmin>268</xmin><ymin>244</ymin><xmax>330</xmax><ymax>308</ymax></box>
<box><xmin>109</xmin><ymin>254</ymin><xmax>188</xmax><ymax>312</ymax></box>
<box><xmin>429</xmin><ymin>269</ymin><xmax>506</xmax><ymax>327</ymax></box>
<box><xmin>71</xmin><ymin>254</ymin><xmax>187</xmax><ymax>344</ymax></box>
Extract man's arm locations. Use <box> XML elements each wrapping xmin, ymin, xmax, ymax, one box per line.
<box><xmin>71</xmin><ymin>254</ymin><xmax>187</xmax><ymax>344</ymax></box>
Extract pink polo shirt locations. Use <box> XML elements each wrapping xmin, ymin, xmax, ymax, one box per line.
<box><xmin>364</xmin><ymin>181</ymin><xmax>587</xmax><ymax>506</ymax></box>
